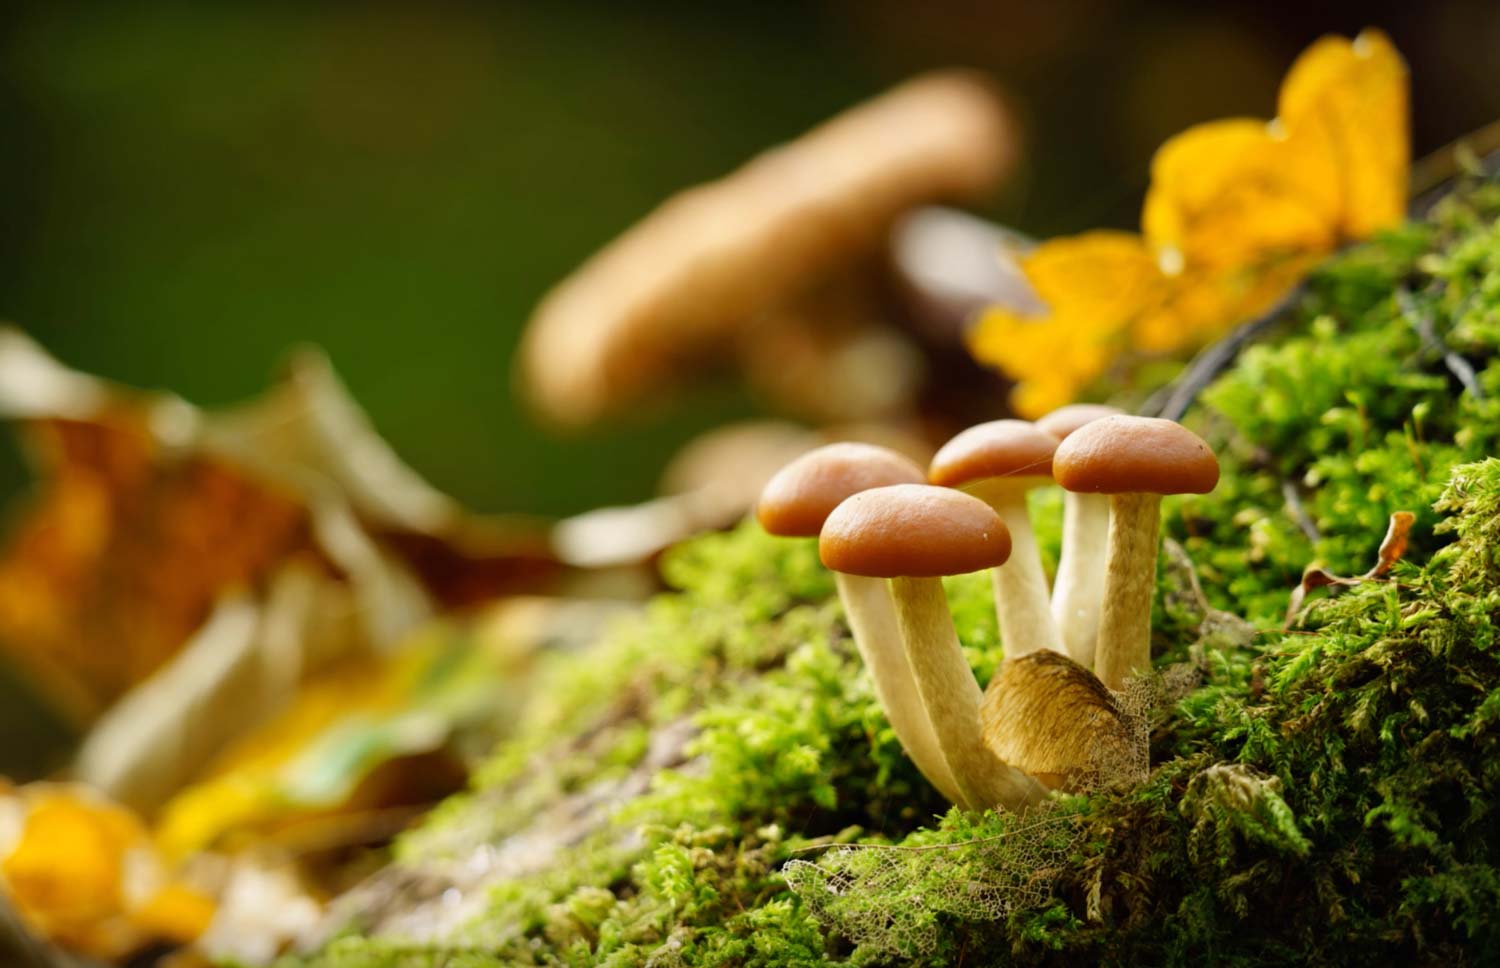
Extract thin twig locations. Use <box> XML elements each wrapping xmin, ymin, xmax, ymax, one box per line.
<box><xmin>1409</xmin><ymin>124</ymin><xmax>1500</xmax><ymax>215</ymax></box>
<box><xmin>1148</xmin><ymin>283</ymin><xmax>1307</xmax><ymax>421</ymax></box>
<box><xmin>1281</xmin><ymin>479</ymin><xmax>1321</xmax><ymax>543</ymax></box>
<box><xmin>1396</xmin><ymin>287</ymin><xmax>1484</xmax><ymax>399</ymax></box>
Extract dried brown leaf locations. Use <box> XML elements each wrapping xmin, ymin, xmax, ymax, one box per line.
<box><xmin>1283</xmin><ymin>510</ymin><xmax>1415</xmax><ymax>628</ymax></box>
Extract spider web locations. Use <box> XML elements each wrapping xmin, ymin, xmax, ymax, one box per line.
<box><xmin>783</xmin><ymin>810</ymin><xmax>1079</xmax><ymax>960</ymax></box>
<box><xmin>785</xmin><ymin>665</ymin><xmax>1201</xmax><ymax>958</ymax></box>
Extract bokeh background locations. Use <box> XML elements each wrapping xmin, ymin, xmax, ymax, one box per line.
<box><xmin>3</xmin><ymin>0</ymin><xmax>1500</xmax><ymax>520</ymax></box>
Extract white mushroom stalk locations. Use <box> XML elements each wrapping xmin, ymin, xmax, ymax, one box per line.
<box><xmin>835</xmin><ymin>570</ymin><xmax>969</xmax><ymax>808</ymax></box>
<box><xmin>890</xmin><ymin>576</ymin><xmax>1045</xmax><ymax>811</ymax></box>
<box><xmin>1036</xmin><ymin>404</ymin><xmax>1122</xmax><ymax>669</ymax></box>
<box><xmin>1053</xmin><ymin>416</ymin><xmax>1220</xmax><ymax>692</ymax></box>
<box><xmin>757</xmin><ymin>443</ymin><xmax>965</xmax><ymax>807</ymax></box>
<box><xmin>1093</xmin><ymin>492</ymin><xmax>1161</xmax><ymax>691</ymax></box>
<box><xmin>1051</xmin><ymin>490</ymin><xmax>1110</xmax><ymax>667</ymax></box>
<box><xmin>968</xmin><ymin>478</ymin><xmax>1061</xmax><ymax>658</ymax></box>
<box><xmin>821</xmin><ymin>484</ymin><xmax>1048</xmax><ymax>812</ymax></box>
<box><xmin>929</xmin><ymin>420</ymin><xmax>1063</xmax><ymax>659</ymax></box>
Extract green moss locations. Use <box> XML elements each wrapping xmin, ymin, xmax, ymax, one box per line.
<box><xmin>281</xmin><ymin>180</ymin><xmax>1500</xmax><ymax>966</ymax></box>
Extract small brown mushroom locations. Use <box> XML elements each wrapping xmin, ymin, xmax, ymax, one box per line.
<box><xmin>1053</xmin><ymin>416</ymin><xmax>1219</xmax><ymax>691</ymax></box>
<box><xmin>1035</xmin><ymin>403</ymin><xmax>1122</xmax><ymax>668</ymax></box>
<box><xmin>928</xmin><ymin>420</ymin><xmax>1062</xmax><ymax>657</ymax></box>
<box><xmin>756</xmin><ymin>444</ymin><xmax>966</xmax><ymax>807</ymax></box>
<box><xmin>820</xmin><ymin>484</ymin><xmax>1046</xmax><ymax>812</ymax></box>
<box><xmin>518</xmin><ymin>71</ymin><xmax>1014</xmax><ymax>427</ymax></box>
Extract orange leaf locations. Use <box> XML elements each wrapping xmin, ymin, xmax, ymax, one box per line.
<box><xmin>0</xmin><ymin>416</ymin><xmax>311</xmax><ymax>724</ymax></box>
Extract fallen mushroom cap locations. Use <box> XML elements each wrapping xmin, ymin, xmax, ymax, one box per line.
<box><xmin>820</xmin><ymin>484</ymin><xmax>1011</xmax><ymax>578</ymax></box>
<box><xmin>1034</xmin><ymin>403</ymin><xmax>1123</xmax><ymax>441</ymax></box>
<box><xmin>757</xmin><ymin>443</ymin><xmax>927</xmax><ymax>538</ymax></box>
<box><xmin>1053</xmin><ymin>415</ymin><xmax>1219</xmax><ymax>495</ymax></box>
<box><xmin>518</xmin><ymin>70</ymin><xmax>1013</xmax><ymax>427</ymax></box>
<box><xmin>928</xmin><ymin>419</ymin><xmax>1058</xmax><ymax>488</ymax></box>
<box><xmin>980</xmin><ymin>650</ymin><xmax>1138</xmax><ymax>789</ymax></box>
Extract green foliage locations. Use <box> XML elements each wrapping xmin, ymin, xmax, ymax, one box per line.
<box><xmin>285</xmin><ymin>182</ymin><xmax>1500</xmax><ymax>966</ymax></box>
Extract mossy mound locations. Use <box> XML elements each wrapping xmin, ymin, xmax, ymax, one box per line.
<box><xmin>283</xmin><ymin>179</ymin><xmax>1500</xmax><ymax>966</ymax></box>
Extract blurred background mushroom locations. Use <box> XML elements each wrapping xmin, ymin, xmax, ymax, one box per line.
<box><xmin>517</xmin><ymin>69</ymin><xmax>1033</xmax><ymax>437</ymax></box>
<box><xmin>5</xmin><ymin>2</ymin><xmax>1496</xmax><ymax>523</ymax></box>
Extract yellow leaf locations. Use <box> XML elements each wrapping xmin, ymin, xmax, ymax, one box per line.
<box><xmin>968</xmin><ymin>232</ymin><xmax>1166</xmax><ymax>416</ymax></box>
<box><xmin>1020</xmin><ymin>230</ymin><xmax>1165</xmax><ymax>318</ymax></box>
<box><xmin>155</xmin><ymin>627</ymin><xmax>490</xmax><ymax>859</ymax></box>
<box><xmin>1133</xmin><ymin>248</ymin><xmax>1323</xmax><ymax>354</ymax></box>
<box><xmin>2</xmin><ymin>789</ymin><xmax>140</xmax><ymax>935</ymax></box>
<box><xmin>1278</xmin><ymin>28</ymin><xmax>1409</xmax><ymax>238</ymax></box>
<box><xmin>154</xmin><ymin>653</ymin><xmax>391</xmax><ymax>859</ymax></box>
<box><xmin>0</xmin><ymin>783</ymin><xmax>215</xmax><ymax>959</ymax></box>
<box><xmin>1142</xmin><ymin>118</ymin><xmax>1340</xmax><ymax>271</ymax></box>
<box><xmin>132</xmin><ymin>882</ymin><xmax>218</xmax><ymax>944</ymax></box>
<box><xmin>980</xmin><ymin>26</ymin><xmax>1412</xmax><ymax>395</ymax></box>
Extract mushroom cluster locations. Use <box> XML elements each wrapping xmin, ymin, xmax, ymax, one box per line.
<box><xmin>757</xmin><ymin>410</ymin><xmax>1218</xmax><ymax>812</ymax></box>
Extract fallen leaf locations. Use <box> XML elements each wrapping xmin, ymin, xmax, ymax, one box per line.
<box><xmin>1283</xmin><ymin>510</ymin><xmax>1415</xmax><ymax>628</ymax></box>
<box><xmin>0</xmin><ymin>330</ymin><xmax>567</xmax><ymax>813</ymax></box>
<box><xmin>0</xmin><ymin>783</ymin><xmax>215</xmax><ymax>960</ymax></box>
<box><xmin>152</xmin><ymin>598</ymin><xmax>595</xmax><ymax>861</ymax></box>
<box><xmin>967</xmin><ymin>231</ymin><xmax>1161</xmax><ymax>416</ymax></box>
<box><xmin>967</xmin><ymin>29</ymin><xmax>1410</xmax><ymax>415</ymax></box>
<box><xmin>1278</xmin><ymin>28</ymin><xmax>1409</xmax><ymax>239</ymax></box>
<box><xmin>1366</xmin><ymin>510</ymin><xmax>1416</xmax><ymax>579</ymax></box>
<box><xmin>1142</xmin><ymin>118</ymin><xmax>1340</xmax><ymax>274</ymax></box>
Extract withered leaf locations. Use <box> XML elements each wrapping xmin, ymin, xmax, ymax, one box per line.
<box><xmin>0</xmin><ymin>329</ymin><xmax>565</xmax><ymax>814</ymax></box>
<box><xmin>1284</xmin><ymin>510</ymin><xmax>1415</xmax><ymax>628</ymax></box>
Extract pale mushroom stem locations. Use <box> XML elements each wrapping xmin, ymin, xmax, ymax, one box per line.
<box><xmin>1094</xmin><ymin>492</ymin><xmax>1162</xmax><ymax>692</ymax></box>
<box><xmin>888</xmin><ymin>575</ymin><xmax>1048</xmax><ymax>812</ymax></box>
<box><xmin>834</xmin><ymin>572</ymin><xmax>969</xmax><ymax>808</ymax></box>
<box><xmin>1051</xmin><ymin>492</ymin><xmax>1110</xmax><ymax>668</ymax></box>
<box><xmin>972</xmin><ymin>483</ymin><xmax>1062</xmax><ymax>658</ymax></box>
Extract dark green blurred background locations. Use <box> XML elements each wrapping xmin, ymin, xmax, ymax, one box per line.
<box><xmin>3</xmin><ymin>1</ymin><xmax>1498</xmax><ymax>517</ymax></box>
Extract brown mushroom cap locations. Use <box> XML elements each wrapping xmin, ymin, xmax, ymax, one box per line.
<box><xmin>1052</xmin><ymin>415</ymin><xmax>1219</xmax><ymax>495</ymax></box>
<box><xmin>1034</xmin><ymin>403</ymin><xmax>1123</xmax><ymax>441</ymax></box>
<box><xmin>928</xmin><ymin>419</ymin><xmax>1057</xmax><ymax>489</ymax></box>
<box><xmin>518</xmin><ymin>71</ymin><xmax>1014</xmax><ymax>427</ymax></box>
<box><xmin>757</xmin><ymin>443</ymin><xmax>925</xmax><ymax>538</ymax></box>
<box><xmin>820</xmin><ymin>484</ymin><xmax>1011</xmax><ymax>578</ymax></box>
